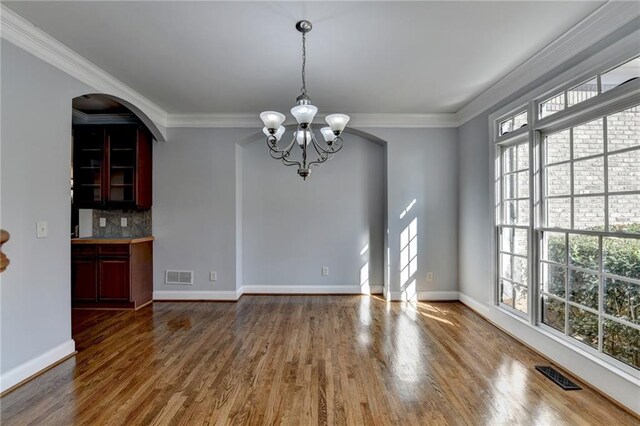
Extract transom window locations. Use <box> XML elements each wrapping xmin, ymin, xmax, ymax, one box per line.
<box><xmin>539</xmin><ymin>56</ymin><xmax>640</xmax><ymax>119</ymax></box>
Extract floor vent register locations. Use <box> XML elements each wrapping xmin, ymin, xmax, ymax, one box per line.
<box><xmin>535</xmin><ymin>365</ymin><xmax>582</xmax><ymax>390</ymax></box>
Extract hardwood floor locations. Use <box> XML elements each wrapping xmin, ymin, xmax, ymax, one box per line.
<box><xmin>1</xmin><ymin>296</ymin><xmax>636</xmax><ymax>425</ymax></box>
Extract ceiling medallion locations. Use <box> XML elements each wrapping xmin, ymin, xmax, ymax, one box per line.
<box><xmin>260</xmin><ymin>20</ymin><xmax>350</xmax><ymax>180</ymax></box>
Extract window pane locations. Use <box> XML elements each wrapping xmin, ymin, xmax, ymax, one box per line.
<box><xmin>517</xmin><ymin>201</ymin><xmax>530</xmax><ymax>226</ymax></box>
<box><xmin>514</xmin><ymin>111</ymin><xmax>528</xmax><ymax>130</ymax></box>
<box><xmin>605</xmin><ymin>279</ymin><xmax>639</xmax><ymax>324</ymax></box>
<box><xmin>601</xmin><ymin>57</ymin><xmax>640</xmax><ymax>93</ymax></box>
<box><xmin>567</xmin><ymin>78</ymin><xmax>598</xmax><ymax>107</ymax></box>
<box><xmin>604</xmin><ymin>237</ymin><xmax>640</xmax><ymax>280</ymax></box>
<box><xmin>501</xmin><ymin>279</ymin><xmax>514</xmax><ymax>307</ymax></box>
<box><xmin>609</xmin><ymin>194</ymin><xmax>640</xmax><ymax>233</ymax></box>
<box><xmin>569</xmin><ymin>269</ymin><xmax>599</xmax><ymax>310</ymax></box>
<box><xmin>573</xmin><ymin>118</ymin><xmax>603</xmax><ymax>159</ymax></box>
<box><xmin>513</xmin><ymin>256</ymin><xmax>528</xmax><ymax>285</ymax></box>
<box><xmin>603</xmin><ymin>319</ymin><xmax>640</xmax><ymax>369</ymax></box>
<box><xmin>546</xmin><ymin>130</ymin><xmax>570</xmax><ymax>164</ymax></box>
<box><xmin>500</xmin><ymin>119</ymin><xmax>513</xmax><ymax>137</ymax></box>
<box><xmin>574</xmin><ymin>157</ymin><xmax>604</xmax><ymax>194</ymax></box>
<box><xmin>546</xmin><ymin>163</ymin><xmax>570</xmax><ymax>196</ymax></box>
<box><xmin>569</xmin><ymin>234</ymin><xmax>599</xmax><ymax>270</ymax></box>
<box><xmin>501</xmin><ymin>227</ymin><xmax>514</xmax><ymax>253</ymax></box>
<box><xmin>608</xmin><ymin>149</ymin><xmax>640</xmax><ymax>192</ymax></box>
<box><xmin>543</xmin><ymin>232</ymin><xmax>566</xmax><ymax>264</ymax></box>
<box><xmin>517</xmin><ymin>171</ymin><xmax>530</xmax><ymax>199</ymax></box>
<box><xmin>501</xmin><ymin>254</ymin><xmax>512</xmax><ymax>280</ymax></box>
<box><xmin>503</xmin><ymin>146</ymin><xmax>516</xmax><ymax>173</ymax></box>
<box><xmin>542</xmin><ymin>263</ymin><xmax>566</xmax><ymax>297</ymax></box>
<box><xmin>547</xmin><ymin>198</ymin><xmax>571</xmax><ymax>229</ymax></box>
<box><xmin>574</xmin><ymin>196</ymin><xmax>605</xmax><ymax>231</ymax></box>
<box><xmin>540</xmin><ymin>93</ymin><xmax>565</xmax><ymax>119</ymax></box>
<box><xmin>517</xmin><ymin>143</ymin><xmax>529</xmax><ymax>171</ymax></box>
<box><xmin>569</xmin><ymin>306</ymin><xmax>599</xmax><ymax>349</ymax></box>
<box><xmin>514</xmin><ymin>284</ymin><xmax>528</xmax><ymax>314</ymax></box>
<box><xmin>607</xmin><ymin>106</ymin><xmax>640</xmax><ymax>152</ymax></box>
<box><xmin>542</xmin><ymin>295</ymin><xmax>565</xmax><ymax>333</ymax></box>
<box><xmin>513</xmin><ymin>228</ymin><xmax>528</xmax><ymax>257</ymax></box>
<box><xmin>504</xmin><ymin>173</ymin><xmax>517</xmax><ymax>199</ymax></box>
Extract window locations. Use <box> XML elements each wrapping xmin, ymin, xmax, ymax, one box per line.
<box><xmin>538</xmin><ymin>56</ymin><xmax>640</xmax><ymax>119</ymax></box>
<box><xmin>499</xmin><ymin>110</ymin><xmax>528</xmax><ymax>137</ymax></box>
<box><xmin>493</xmin><ymin>54</ymin><xmax>640</xmax><ymax>372</ymax></box>
<box><xmin>540</xmin><ymin>105</ymin><xmax>640</xmax><ymax>369</ymax></box>
<box><xmin>496</xmin><ymin>138</ymin><xmax>530</xmax><ymax>314</ymax></box>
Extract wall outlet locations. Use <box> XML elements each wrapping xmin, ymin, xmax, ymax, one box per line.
<box><xmin>322</xmin><ymin>266</ymin><xmax>329</xmax><ymax>276</ymax></box>
<box><xmin>36</xmin><ymin>221</ymin><xmax>48</xmax><ymax>238</ymax></box>
<box><xmin>209</xmin><ymin>271</ymin><xmax>217</xmax><ymax>281</ymax></box>
<box><xmin>426</xmin><ymin>272</ymin><xmax>434</xmax><ymax>282</ymax></box>
<box><xmin>99</xmin><ymin>217</ymin><xmax>106</xmax><ymax>227</ymax></box>
<box><xmin>120</xmin><ymin>217</ymin><xmax>128</xmax><ymax>227</ymax></box>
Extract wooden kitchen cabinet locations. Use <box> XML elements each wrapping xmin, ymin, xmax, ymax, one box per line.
<box><xmin>71</xmin><ymin>238</ymin><xmax>153</xmax><ymax>309</ymax></box>
<box><xmin>73</xmin><ymin>125</ymin><xmax>152</xmax><ymax>210</ymax></box>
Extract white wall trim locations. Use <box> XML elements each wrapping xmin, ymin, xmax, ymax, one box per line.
<box><xmin>240</xmin><ymin>285</ymin><xmax>383</xmax><ymax>295</ymax></box>
<box><xmin>153</xmin><ymin>290</ymin><xmax>241</xmax><ymax>301</ymax></box>
<box><xmin>0</xmin><ymin>4</ymin><xmax>168</xmax><ymax>127</ymax></box>
<box><xmin>417</xmin><ymin>291</ymin><xmax>460</xmax><ymax>301</ymax></box>
<box><xmin>167</xmin><ymin>113</ymin><xmax>459</xmax><ymax>129</ymax></box>
<box><xmin>458</xmin><ymin>292</ymin><xmax>640</xmax><ymax>416</ymax></box>
<box><xmin>386</xmin><ymin>291</ymin><xmax>460</xmax><ymax>301</ymax></box>
<box><xmin>0</xmin><ymin>339</ymin><xmax>75</xmax><ymax>393</ymax></box>
<box><xmin>456</xmin><ymin>2</ymin><xmax>640</xmax><ymax>125</ymax></box>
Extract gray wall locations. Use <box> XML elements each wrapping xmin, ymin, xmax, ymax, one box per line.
<box><xmin>241</xmin><ymin>132</ymin><xmax>386</xmax><ymax>290</ymax></box>
<box><xmin>457</xmin><ymin>114</ymin><xmax>491</xmax><ymax>302</ymax></box>
<box><xmin>152</xmin><ymin>127</ymin><xmax>254</xmax><ymax>293</ymax></box>
<box><xmin>363</xmin><ymin>128</ymin><xmax>459</xmax><ymax>299</ymax></box>
<box><xmin>0</xmin><ymin>41</ymin><xmax>90</xmax><ymax>375</ymax></box>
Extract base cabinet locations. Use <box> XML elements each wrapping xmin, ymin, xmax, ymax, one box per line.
<box><xmin>71</xmin><ymin>239</ymin><xmax>153</xmax><ymax>309</ymax></box>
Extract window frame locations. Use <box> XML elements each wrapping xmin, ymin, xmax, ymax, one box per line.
<box><xmin>490</xmin><ymin>52</ymin><xmax>640</xmax><ymax>377</ymax></box>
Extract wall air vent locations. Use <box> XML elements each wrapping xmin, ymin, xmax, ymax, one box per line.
<box><xmin>165</xmin><ymin>270</ymin><xmax>193</xmax><ymax>285</ymax></box>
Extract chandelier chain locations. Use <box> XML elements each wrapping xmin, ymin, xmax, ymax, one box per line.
<box><xmin>301</xmin><ymin>31</ymin><xmax>307</xmax><ymax>96</ymax></box>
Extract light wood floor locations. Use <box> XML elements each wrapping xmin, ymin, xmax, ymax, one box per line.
<box><xmin>1</xmin><ymin>296</ymin><xmax>636</xmax><ymax>425</ymax></box>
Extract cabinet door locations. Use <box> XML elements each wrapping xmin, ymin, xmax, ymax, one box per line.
<box><xmin>72</xmin><ymin>257</ymin><xmax>97</xmax><ymax>302</ymax></box>
<box><xmin>98</xmin><ymin>258</ymin><xmax>130</xmax><ymax>302</ymax></box>
<box><xmin>106</xmin><ymin>126</ymin><xmax>137</xmax><ymax>206</ymax></box>
<box><xmin>73</xmin><ymin>127</ymin><xmax>106</xmax><ymax>207</ymax></box>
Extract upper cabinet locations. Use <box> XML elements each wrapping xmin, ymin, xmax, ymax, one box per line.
<box><xmin>73</xmin><ymin>125</ymin><xmax>152</xmax><ymax>210</ymax></box>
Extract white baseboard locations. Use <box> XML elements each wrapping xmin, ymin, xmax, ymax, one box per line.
<box><xmin>386</xmin><ymin>290</ymin><xmax>460</xmax><ymax>301</ymax></box>
<box><xmin>457</xmin><ymin>292</ymin><xmax>640</xmax><ymax>416</ymax></box>
<box><xmin>240</xmin><ymin>285</ymin><xmax>380</xmax><ymax>295</ymax></box>
<box><xmin>153</xmin><ymin>290</ymin><xmax>241</xmax><ymax>301</ymax></box>
<box><xmin>418</xmin><ymin>291</ymin><xmax>460</xmax><ymax>301</ymax></box>
<box><xmin>0</xmin><ymin>339</ymin><xmax>75</xmax><ymax>393</ymax></box>
<box><xmin>458</xmin><ymin>292</ymin><xmax>491</xmax><ymax>316</ymax></box>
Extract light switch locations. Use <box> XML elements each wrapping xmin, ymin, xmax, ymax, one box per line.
<box><xmin>99</xmin><ymin>218</ymin><xmax>106</xmax><ymax>227</ymax></box>
<box><xmin>36</xmin><ymin>221</ymin><xmax>48</xmax><ymax>238</ymax></box>
<box><xmin>121</xmin><ymin>217</ymin><xmax>128</xmax><ymax>227</ymax></box>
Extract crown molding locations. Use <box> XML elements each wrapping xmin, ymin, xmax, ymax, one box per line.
<box><xmin>72</xmin><ymin>109</ymin><xmax>140</xmax><ymax>125</ymax></box>
<box><xmin>167</xmin><ymin>112</ymin><xmax>459</xmax><ymax>128</ymax></box>
<box><xmin>0</xmin><ymin>4</ymin><xmax>168</xmax><ymax>127</ymax></box>
<box><xmin>456</xmin><ymin>1</ymin><xmax>640</xmax><ymax>125</ymax></box>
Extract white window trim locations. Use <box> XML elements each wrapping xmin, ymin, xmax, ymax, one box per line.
<box><xmin>488</xmin><ymin>37</ymin><xmax>640</xmax><ymax>381</ymax></box>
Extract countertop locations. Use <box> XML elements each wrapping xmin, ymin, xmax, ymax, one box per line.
<box><xmin>71</xmin><ymin>236</ymin><xmax>154</xmax><ymax>244</ymax></box>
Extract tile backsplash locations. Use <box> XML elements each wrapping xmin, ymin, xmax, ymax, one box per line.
<box><xmin>92</xmin><ymin>209</ymin><xmax>152</xmax><ymax>238</ymax></box>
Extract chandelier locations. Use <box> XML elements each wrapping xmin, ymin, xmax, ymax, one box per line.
<box><xmin>260</xmin><ymin>20</ymin><xmax>350</xmax><ymax>180</ymax></box>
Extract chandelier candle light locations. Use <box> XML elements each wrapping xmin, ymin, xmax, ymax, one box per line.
<box><xmin>260</xmin><ymin>20</ymin><xmax>350</xmax><ymax>180</ymax></box>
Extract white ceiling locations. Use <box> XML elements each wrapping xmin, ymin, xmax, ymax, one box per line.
<box><xmin>5</xmin><ymin>1</ymin><xmax>605</xmax><ymax>115</ymax></box>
